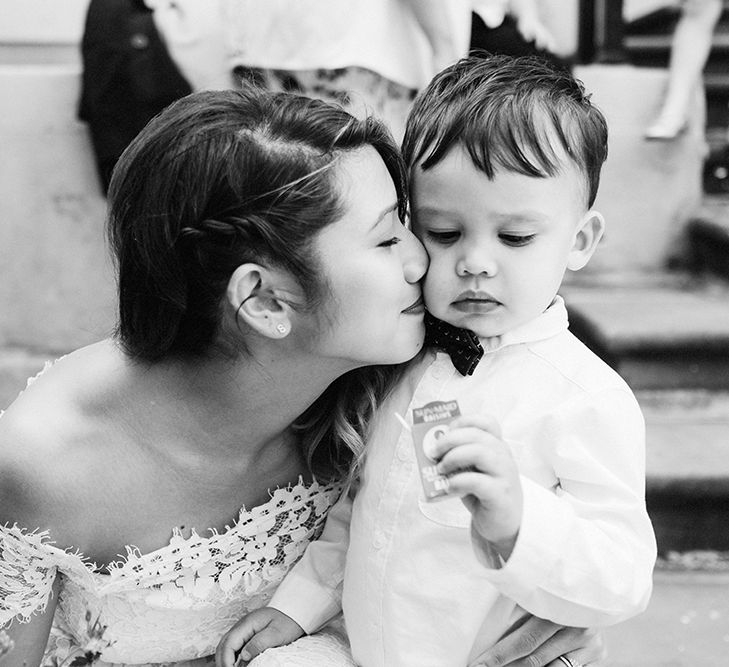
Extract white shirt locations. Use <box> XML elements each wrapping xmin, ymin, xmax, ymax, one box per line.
<box><xmin>270</xmin><ymin>297</ymin><xmax>656</xmax><ymax>667</ymax></box>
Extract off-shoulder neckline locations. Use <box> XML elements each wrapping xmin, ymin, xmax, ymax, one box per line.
<box><xmin>2</xmin><ymin>476</ymin><xmax>342</xmax><ymax>580</ymax></box>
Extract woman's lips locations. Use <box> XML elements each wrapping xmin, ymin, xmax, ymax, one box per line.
<box><xmin>402</xmin><ymin>297</ymin><xmax>425</xmax><ymax>314</ymax></box>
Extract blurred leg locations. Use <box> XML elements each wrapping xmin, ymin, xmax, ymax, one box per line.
<box><xmin>646</xmin><ymin>0</ymin><xmax>722</xmax><ymax>139</ymax></box>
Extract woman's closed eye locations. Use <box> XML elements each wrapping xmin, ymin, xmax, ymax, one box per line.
<box><xmin>499</xmin><ymin>232</ymin><xmax>536</xmax><ymax>247</ymax></box>
<box><xmin>378</xmin><ymin>236</ymin><xmax>402</xmax><ymax>248</ymax></box>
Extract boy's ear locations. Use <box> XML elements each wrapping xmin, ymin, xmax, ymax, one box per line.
<box><xmin>226</xmin><ymin>264</ymin><xmax>293</xmax><ymax>339</ymax></box>
<box><xmin>567</xmin><ymin>210</ymin><xmax>605</xmax><ymax>272</ymax></box>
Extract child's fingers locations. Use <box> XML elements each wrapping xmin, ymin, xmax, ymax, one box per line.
<box><xmin>216</xmin><ymin>615</ymin><xmax>272</xmax><ymax>667</ymax></box>
<box><xmin>444</xmin><ymin>470</ymin><xmax>506</xmax><ymax>501</ymax></box>
<box><xmin>435</xmin><ymin>442</ymin><xmax>505</xmax><ymax>477</ymax></box>
<box><xmin>215</xmin><ymin>639</ymin><xmax>238</xmax><ymax>667</ymax></box>
<box><xmin>428</xmin><ymin>426</ymin><xmax>506</xmax><ymax>463</ymax></box>
<box><xmin>448</xmin><ymin>414</ymin><xmax>502</xmax><ymax>436</ymax></box>
<box><xmin>240</xmin><ymin>626</ymin><xmax>290</xmax><ymax>662</ymax></box>
<box><xmin>239</xmin><ymin>615</ymin><xmax>305</xmax><ymax>663</ymax></box>
<box><xmin>216</xmin><ymin>626</ymin><xmax>254</xmax><ymax>667</ymax></box>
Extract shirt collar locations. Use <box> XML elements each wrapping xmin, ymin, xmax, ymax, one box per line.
<box><xmin>478</xmin><ymin>295</ymin><xmax>569</xmax><ymax>353</ymax></box>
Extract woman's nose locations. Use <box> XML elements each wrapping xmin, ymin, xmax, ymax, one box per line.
<box><xmin>402</xmin><ymin>227</ymin><xmax>429</xmax><ymax>283</ymax></box>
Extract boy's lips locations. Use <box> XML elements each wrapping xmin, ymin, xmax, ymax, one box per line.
<box><xmin>452</xmin><ymin>290</ymin><xmax>501</xmax><ymax>313</ymax></box>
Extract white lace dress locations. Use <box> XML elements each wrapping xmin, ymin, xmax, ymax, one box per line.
<box><xmin>0</xmin><ymin>479</ymin><xmax>355</xmax><ymax>667</ymax></box>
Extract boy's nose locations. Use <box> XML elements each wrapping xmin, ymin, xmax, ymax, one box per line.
<box><xmin>403</xmin><ymin>228</ymin><xmax>429</xmax><ymax>283</ymax></box>
<box><xmin>457</xmin><ymin>247</ymin><xmax>498</xmax><ymax>277</ymax></box>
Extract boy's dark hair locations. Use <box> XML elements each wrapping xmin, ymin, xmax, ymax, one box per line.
<box><xmin>402</xmin><ymin>54</ymin><xmax>608</xmax><ymax>208</ymax></box>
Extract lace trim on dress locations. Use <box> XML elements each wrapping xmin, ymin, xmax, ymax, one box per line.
<box><xmin>1</xmin><ymin>478</ymin><xmax>342</xmax><ymax>626</ymax></box>
<box><xmin>0</xmin><ymin>526</ymin><xmax>63</xmax><ymax>626</ymax></box>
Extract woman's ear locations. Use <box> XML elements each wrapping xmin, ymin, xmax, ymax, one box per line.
<box><xmin>226</xmin><ymin>264</ymin><xmax>294</xmax><ymax>339</ymax></box>
<box><xmin>567</xmin><ymin>210</ymin><xmax>605</xmax><ymax>272</ymax></box>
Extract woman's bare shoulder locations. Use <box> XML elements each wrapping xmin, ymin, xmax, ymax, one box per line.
<box><xmin>0</xmin><ymin>406</ymin><xmax>77</xmax><ymax>538</ymax></box>
<box><xmin>0</xmin><ymin>341</ymin><xmax>123</xmax><ymax>539</ymax></box>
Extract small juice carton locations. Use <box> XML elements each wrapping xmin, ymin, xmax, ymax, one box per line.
<box><xmin>411</xmin><ymin>399</ymin><xmax>460</xmax><ymax>501</ymax></box>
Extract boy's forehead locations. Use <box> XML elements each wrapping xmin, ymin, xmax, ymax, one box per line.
<box><xmin>410</xmin><ymin>143</ymin><xmax>588</xmax><ymax>210</ymax></box>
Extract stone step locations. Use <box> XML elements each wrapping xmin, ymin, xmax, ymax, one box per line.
<box><xmin>625</xmin><ymin>1</ymin><xmax>729</xmax><ymax>36</ymax></box>
<box><xmin>604</xmin><ymin>568</ymin><xmax>729</xmax><ymax>666</ymax></box>
<box><xmin>624</xmin><ymin>30</ymin><xmax>729</xmax><ymax>57</ymax></box>
<box><xmin>640</xmin><ymin>389</ymin><xmax>729</xmax><ymax>553</ymax></box>
<box><xmin>687</xmin><ymin>216</ymin><xmax>729</xmax><ymax>276</ymax></box>
<box><xmin>563</xmin><ymin>275</ymin><xmax>729</xmax><ymax>390</ymax></box>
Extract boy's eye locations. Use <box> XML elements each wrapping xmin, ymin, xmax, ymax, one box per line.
<box><xmin>499</xmin><ymin>233</ymin><xmax>535</xmax><ymax>247</ymax></box>
<box><xmin>425</xmin><ymin>230</ymin><xmax>460</xmax><ymax>244</ymax></box>
<box><xmin>379</xmin><ymin>236</ymin><xmax>401</xmax><ymax>248</ymax></box>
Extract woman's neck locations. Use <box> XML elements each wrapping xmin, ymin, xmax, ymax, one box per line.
<box><xmin>117</xmin><ymin>341</ymin><xmax>347</xmax><ymax>461</ymax></box>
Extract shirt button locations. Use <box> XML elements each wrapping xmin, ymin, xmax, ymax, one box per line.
<box><xmin>373</xmin><ymin>534</ymin><xmax>386</xmax><ymax>549</ymax></box>
<box><xmin>397</xmin><ymin>443</ymin><xmax>411</xmax><ymax>461</ymax></box>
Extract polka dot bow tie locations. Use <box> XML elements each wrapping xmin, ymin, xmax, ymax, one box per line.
<box><xmin>424</xmin><ymin>311</ymin><xmax>484</xmax><ymax>376</ymax></box>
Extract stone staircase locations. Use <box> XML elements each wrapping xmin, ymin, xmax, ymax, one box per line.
<box><xmin>565</xmin><ymin>0</ymin><xmax>729</xmax><ymax>559</ymax></box>
<box><xmin>569</xmin><ymin>11</ymin><xmax>729</xmax><ymax>663</ymax></box>
<box><xmin>561</xmin><ymin>206</ymin><xmax>729</xmax><ymax>667</ymax></box>
<box><xmin>563</xmin><ymin>269</ymin><xmax>729</xmax><ymax>555</ymax></box>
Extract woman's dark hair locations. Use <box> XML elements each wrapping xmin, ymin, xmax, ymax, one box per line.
<box><xmin>108</xmin><ymin>86</ymin><xmax>408</xmax><ymax>359</ymax></box>
<box><xmin>402</xmin><ymin>54</ymin><xmax>608</xmax><ymax>208</ymax></box>
<box><xmin>106</xmin><ymin>86</ymin><xmax>410</xmax><ymax>481</ymax></box>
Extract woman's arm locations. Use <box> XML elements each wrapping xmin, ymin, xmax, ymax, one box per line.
<box><xmin>1</xmin><ymin>577</ymin><xmax>59</xmax><ymax>667</ymax></box>
<box><xmin>472</xmin><ymin>615</ymin><xmax>606</xmax><ymax>667</ymax></box>
<box><xmin>1</xmin><ymin>407</ymin><xmax>64</xmax><ymax>667</ymax></box>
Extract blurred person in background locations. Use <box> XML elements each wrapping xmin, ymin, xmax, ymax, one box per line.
<box><xmin>643</xmin><ymin>0</ymin><xmax>723</xmax><ymax>140</ymax></box>
<box><xmin>469</xmin><ymin>0</ymin><xmax>568</xmax><ymax>70</ymax></box>
<box><xmin>150</xmin><ymin>0</ymin><xmax>471</xmax><ymax>142</ymax></box>
<box><xmin>78</xmin><ymin>0</ymin><xmax>192</xmax><ymax>193</ymax></box>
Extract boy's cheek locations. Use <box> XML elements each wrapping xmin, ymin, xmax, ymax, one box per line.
<box><xmin>423</xmin><ymin>257</ymin><xmax>453</xmax><ymax>290</ymax></box>
<box><xmin>422</xmin><ymin>277</ymin><xmax>450</xmax><ymax>318</ymax></box>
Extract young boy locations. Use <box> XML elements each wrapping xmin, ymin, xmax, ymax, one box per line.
<box><xmin>217</xmin><ymin>55</ymin><xmax>657</xmax><ymax>667</ymax></box>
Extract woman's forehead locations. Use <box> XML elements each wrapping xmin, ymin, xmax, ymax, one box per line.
<box><xmin>333</xmin><ymin>147</ymin><xmax>397</xmax><ymax>218</ymax></box>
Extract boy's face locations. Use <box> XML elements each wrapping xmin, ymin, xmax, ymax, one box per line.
<box><xmin>411</xmin><ymin>147</ymin><xmax>603</xmax><ymax>338</ymax></box>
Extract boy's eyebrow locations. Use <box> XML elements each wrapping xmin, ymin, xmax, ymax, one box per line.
<box><xmin>370</xmin><ymin>203</ymin><xmax>399</xmax><ymax>231</ymax></box>
<box><xmin>413</xmin><ymin>206</ymin><xmax>550</xmax><ymax>226</ymax></box>
<box><xmin>493</xmin><ymin>212</ymin><xmax>550</xmax><ymax>224</ymax></box>
<box><xmin>411</xmin><ymin>204</ymin><xmax>453</xmax><ymax>216</ymax></box>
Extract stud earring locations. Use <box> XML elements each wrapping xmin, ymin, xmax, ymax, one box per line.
<box><xmin>276</xmin><ymin>323</ymin><xmax>287</xmax><ymax>335</ymax></box>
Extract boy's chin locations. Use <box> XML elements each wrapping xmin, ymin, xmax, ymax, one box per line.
<box><xmin>440</xmin><ymin>313</ymin><xmax>505</xmax><ymax>339</ymax></box>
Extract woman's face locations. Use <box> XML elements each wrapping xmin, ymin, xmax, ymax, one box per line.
<box><xmin>310</xmin><ymin>146</ymin><xmax>427</xmax><ymax>368</ymax></box>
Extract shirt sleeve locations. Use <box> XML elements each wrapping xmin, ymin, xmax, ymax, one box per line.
<box><xmin>268</xmin><ymin>485</ymin><xmax>354</xmax><ymax>634</ymax></box>
<box><xmin>472</xmin><ymin>387</ymin><xmax>657</xmax><ymax>627</ymax></box>
<box><xmin>0</xmin><ymin>524</ymin><xmax>59</xmax><ymax>627</ymax></box>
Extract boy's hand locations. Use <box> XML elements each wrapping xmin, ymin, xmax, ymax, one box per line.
<box><xmin>215</xmin><ymin>607</ymin><xmax>304</xmax><ymax>667</ymax></box>
<box><xmin>429</xmin><ymin>415</ymin><xmax>523</xmax><ymax>560</ymax></box>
